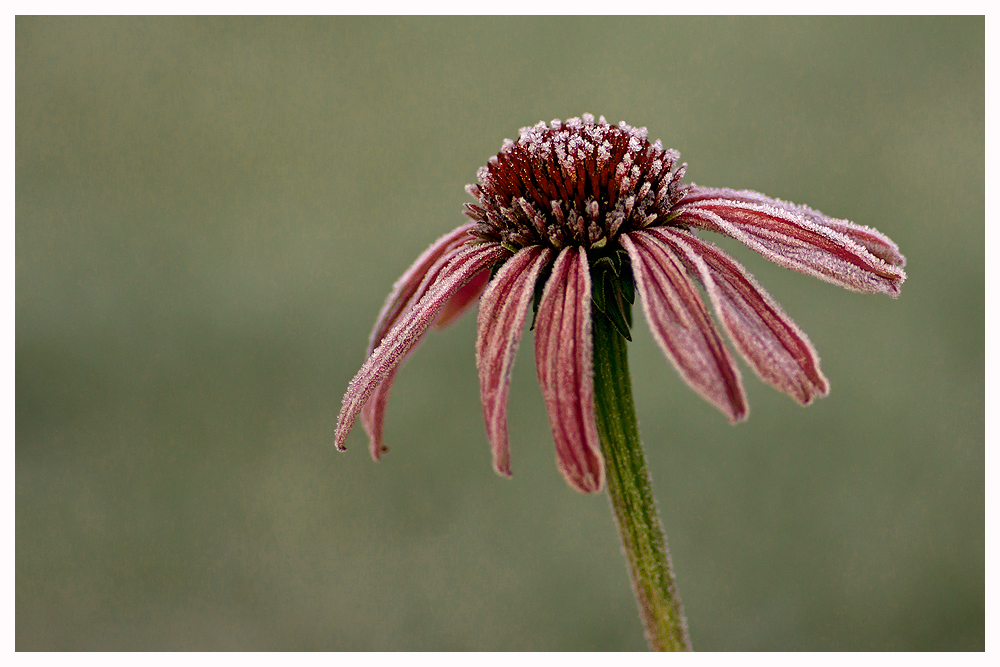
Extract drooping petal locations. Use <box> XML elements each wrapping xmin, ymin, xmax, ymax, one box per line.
<box><xmin>672</xmin><ymin>191</ymin><xmax>906</xmax><ymax>297</ymax></box>
<box><xmin>534</xmin><ymin>247</ymin><xmax>604</xmax><ymax>493</ymax></box>
<box><xmin>650</xmin><ymin>227</ymin><xmax>829</xmax><ymax>405</ymax></box>
<box><xmin>367</xmin><ymin>223</ymin><xmax>477</xmax><ymax>356</ymax></box>
<box><xmin>336</xmin><ymin>241</ymin><xmax>509</xmax><ymax>452</ymax></box>
<box><xmin>622</xmin><ymin>232</ymin><xmax>748</xmax><ymax>422</ymax></box>
<box><xmin>476</xmin><ymin>246</ymin><xmax>552</xmax><ymax>477</ymax></box>
<box><xmin>363</xmin><ymin>266</ymin><xmax>489</xmax><ymax>459</ymax></box>
<box><xmin>436</xmin><ymin>267</ymin><xmax>491</xmax><ymax>329</ymax></box>
<box><xmin>363</xmin><ymin>227</ymin><xmax>489</xmax><ymax>458</ymax></box>
<box><xmin>677</xmin><ymin>186</ymin><xmax>906</xmax><ymax>268</ymax></box>
<box><xmin>360</xmin><ymin>368</ymin><xmax>398</xmax><ymax>461</ymax></box>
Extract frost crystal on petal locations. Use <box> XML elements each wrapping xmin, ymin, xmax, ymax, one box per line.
<box><xmin>337</xmin><ymin>115</ymin><xmax>906</xmax><ymax>497</ymax></box>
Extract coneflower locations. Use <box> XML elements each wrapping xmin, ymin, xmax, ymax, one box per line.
<box><xmin>336</xmin><ymin>114</ymin><xmax>906</xmax><ymax>650</ymax></box>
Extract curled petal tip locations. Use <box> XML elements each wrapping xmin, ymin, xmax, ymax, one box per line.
<box><xmin>791</xmin><ymin>378</ymin><xmax>830</xmax><ymax>407</ymax></box>
<box><xmin>728</xmin><ymin>406</ymin><xmax>750</xmax><ymax>424</ymax></box>
<box><xmin>802</xmin><ymin>381</ymin><xmax>831</xmax><ymax>405</ymax></box>
<box><xmin>334</xmin><ymin>425</ymin><xmax>349</xmax><ymax>451</ymax></box>
<box><xmin>335</xmin><ymin>399</ymin><xmax>358</xmax><ymax>451</ymax></box>
<box><xmin>561</xmin><ymin>467</ymin><xmax>603</xmax><ymax>494</ymax></box>
<box><xmin>363</xmin><ymin>376</ymin><xmax>398</xmax><ymax>461</ymax></box>
<box><xmin>887</xmin><ymin>272</ymin><xmax>906</xmax><ymax>298</ymax></box>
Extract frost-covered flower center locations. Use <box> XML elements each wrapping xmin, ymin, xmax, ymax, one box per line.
<box><xmin>463</xmin><ymin>114</ymin><xmax>689</xmax><ymax>250</ymax></box>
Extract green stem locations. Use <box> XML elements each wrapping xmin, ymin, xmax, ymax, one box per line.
<box><xmin>591</xmin><ymin>311</ymin><xmax>692</xmax><ymax>652</ymax></box>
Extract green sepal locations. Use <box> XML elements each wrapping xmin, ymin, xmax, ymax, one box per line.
<box><xmin>592</xmin><ymin>267</ymin><xmax>608</xmax><ymax>314</ymax></box>
<box><xmin>588</xmin><ymin>248</ymin><xmax>635</xmax><ymax>342</ymax></box>
<box><xmin>619</xmin><ymin>255</ymin><xmax>635</xmax><ymax>305</ymax></box>
<box><xmin>603</xmin><ymin>270</ymin><xmax>633</xmax><ymax>341</ymax></box>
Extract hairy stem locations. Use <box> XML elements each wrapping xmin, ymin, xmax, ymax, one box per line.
<box><xmin>591</xmin><ymin>311</ymin><xmax>692</xmax><ymax>651</ymax></box>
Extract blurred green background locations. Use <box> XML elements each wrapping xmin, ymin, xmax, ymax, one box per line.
<box><xmin>16</xmin><ymin>17</ymin><xmax>983</xmax><ymax>650</ymax></box>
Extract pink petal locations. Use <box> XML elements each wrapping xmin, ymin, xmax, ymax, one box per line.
<box><xmin>363</xmin><ymin>264</ymin><xmax>490</xmax><ymax>459</ymax></box>
<box><xmin>534</xmin><ymin>247</ymin><xmax>604</xmax><ymax>493</ymax></box>
<box><xmin>476</xmin><ymin>246</ymin><xmax>552</xmax><ymax>477</ymax></box>
<box><xmin>367</xmin><ymin>223</ymin><xmax>477</xmax><ymax>356</ymax></box>
<box><xmin>361</xmin><ymin>368</ymin><xmax>397</xmax><ymax>461</ymax></box>
<box><xmin>365</xmin><ymin>263</ymin><xmax>488</xmax><ymax>459</ymax></box>
<box><xmin>622</xmin><ymin>232</ymin><xmax>748</xmax><ymax>423</ymax></box>
<box><xmin>336</xmin><ymin>241</ymin><xmax>509</xmax><ymax>452</ymax></box>
<box><xmin>650</xmin><ymin>227</ymin><xmax>829</xmax><ymax>405</ymax></box>
<box><xmin>677</xmin><ymin>186</ymin><xmax>906</xmax><ymax>268</ymax></box>
<box><xmin>361</xmin><ymin>224</ymin><xmax>485</xmax><ymax>459</ymax></box>
<box><xmin>436</xmin><ymin>267</ymin><xmax>491</xmax><ymax>329</ymax></box>
<box><xmin>672</xmin><ymin>192</ymin><xmax>906</xmax><ymax>297</ymax></box>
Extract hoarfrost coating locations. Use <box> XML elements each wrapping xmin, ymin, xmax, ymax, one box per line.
<box><xmin>335</xmin><ymin>115</ymin><xmax>906</xmax><ymax>493</ymax></box>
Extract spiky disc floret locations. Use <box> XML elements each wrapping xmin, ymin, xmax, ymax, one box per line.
<box><xmin>463</xmin><ymin>114</ymin><xmax>689</xmax><ymax>251</ymax></box>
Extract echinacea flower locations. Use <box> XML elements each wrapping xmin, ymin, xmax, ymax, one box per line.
<box><xmin>335</xmin><ymin>114</ymin><xmax>906</xmax><ymax>494</ymax></box>
<box><xmin>336</xmin><ymin>115</ymin><xmax>906</xmax><ymax>651</ymax></box>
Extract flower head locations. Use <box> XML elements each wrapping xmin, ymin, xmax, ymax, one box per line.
<box><xmin>335</xmin><ymin>115</ymin><xmax>906</xmax><ymax>493</ymax></box>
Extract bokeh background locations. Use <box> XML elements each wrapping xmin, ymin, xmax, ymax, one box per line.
<box><xmin>16</xmin><ymin>17</ymin><xmax>983</xmax><ymax>650</ymax></box>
